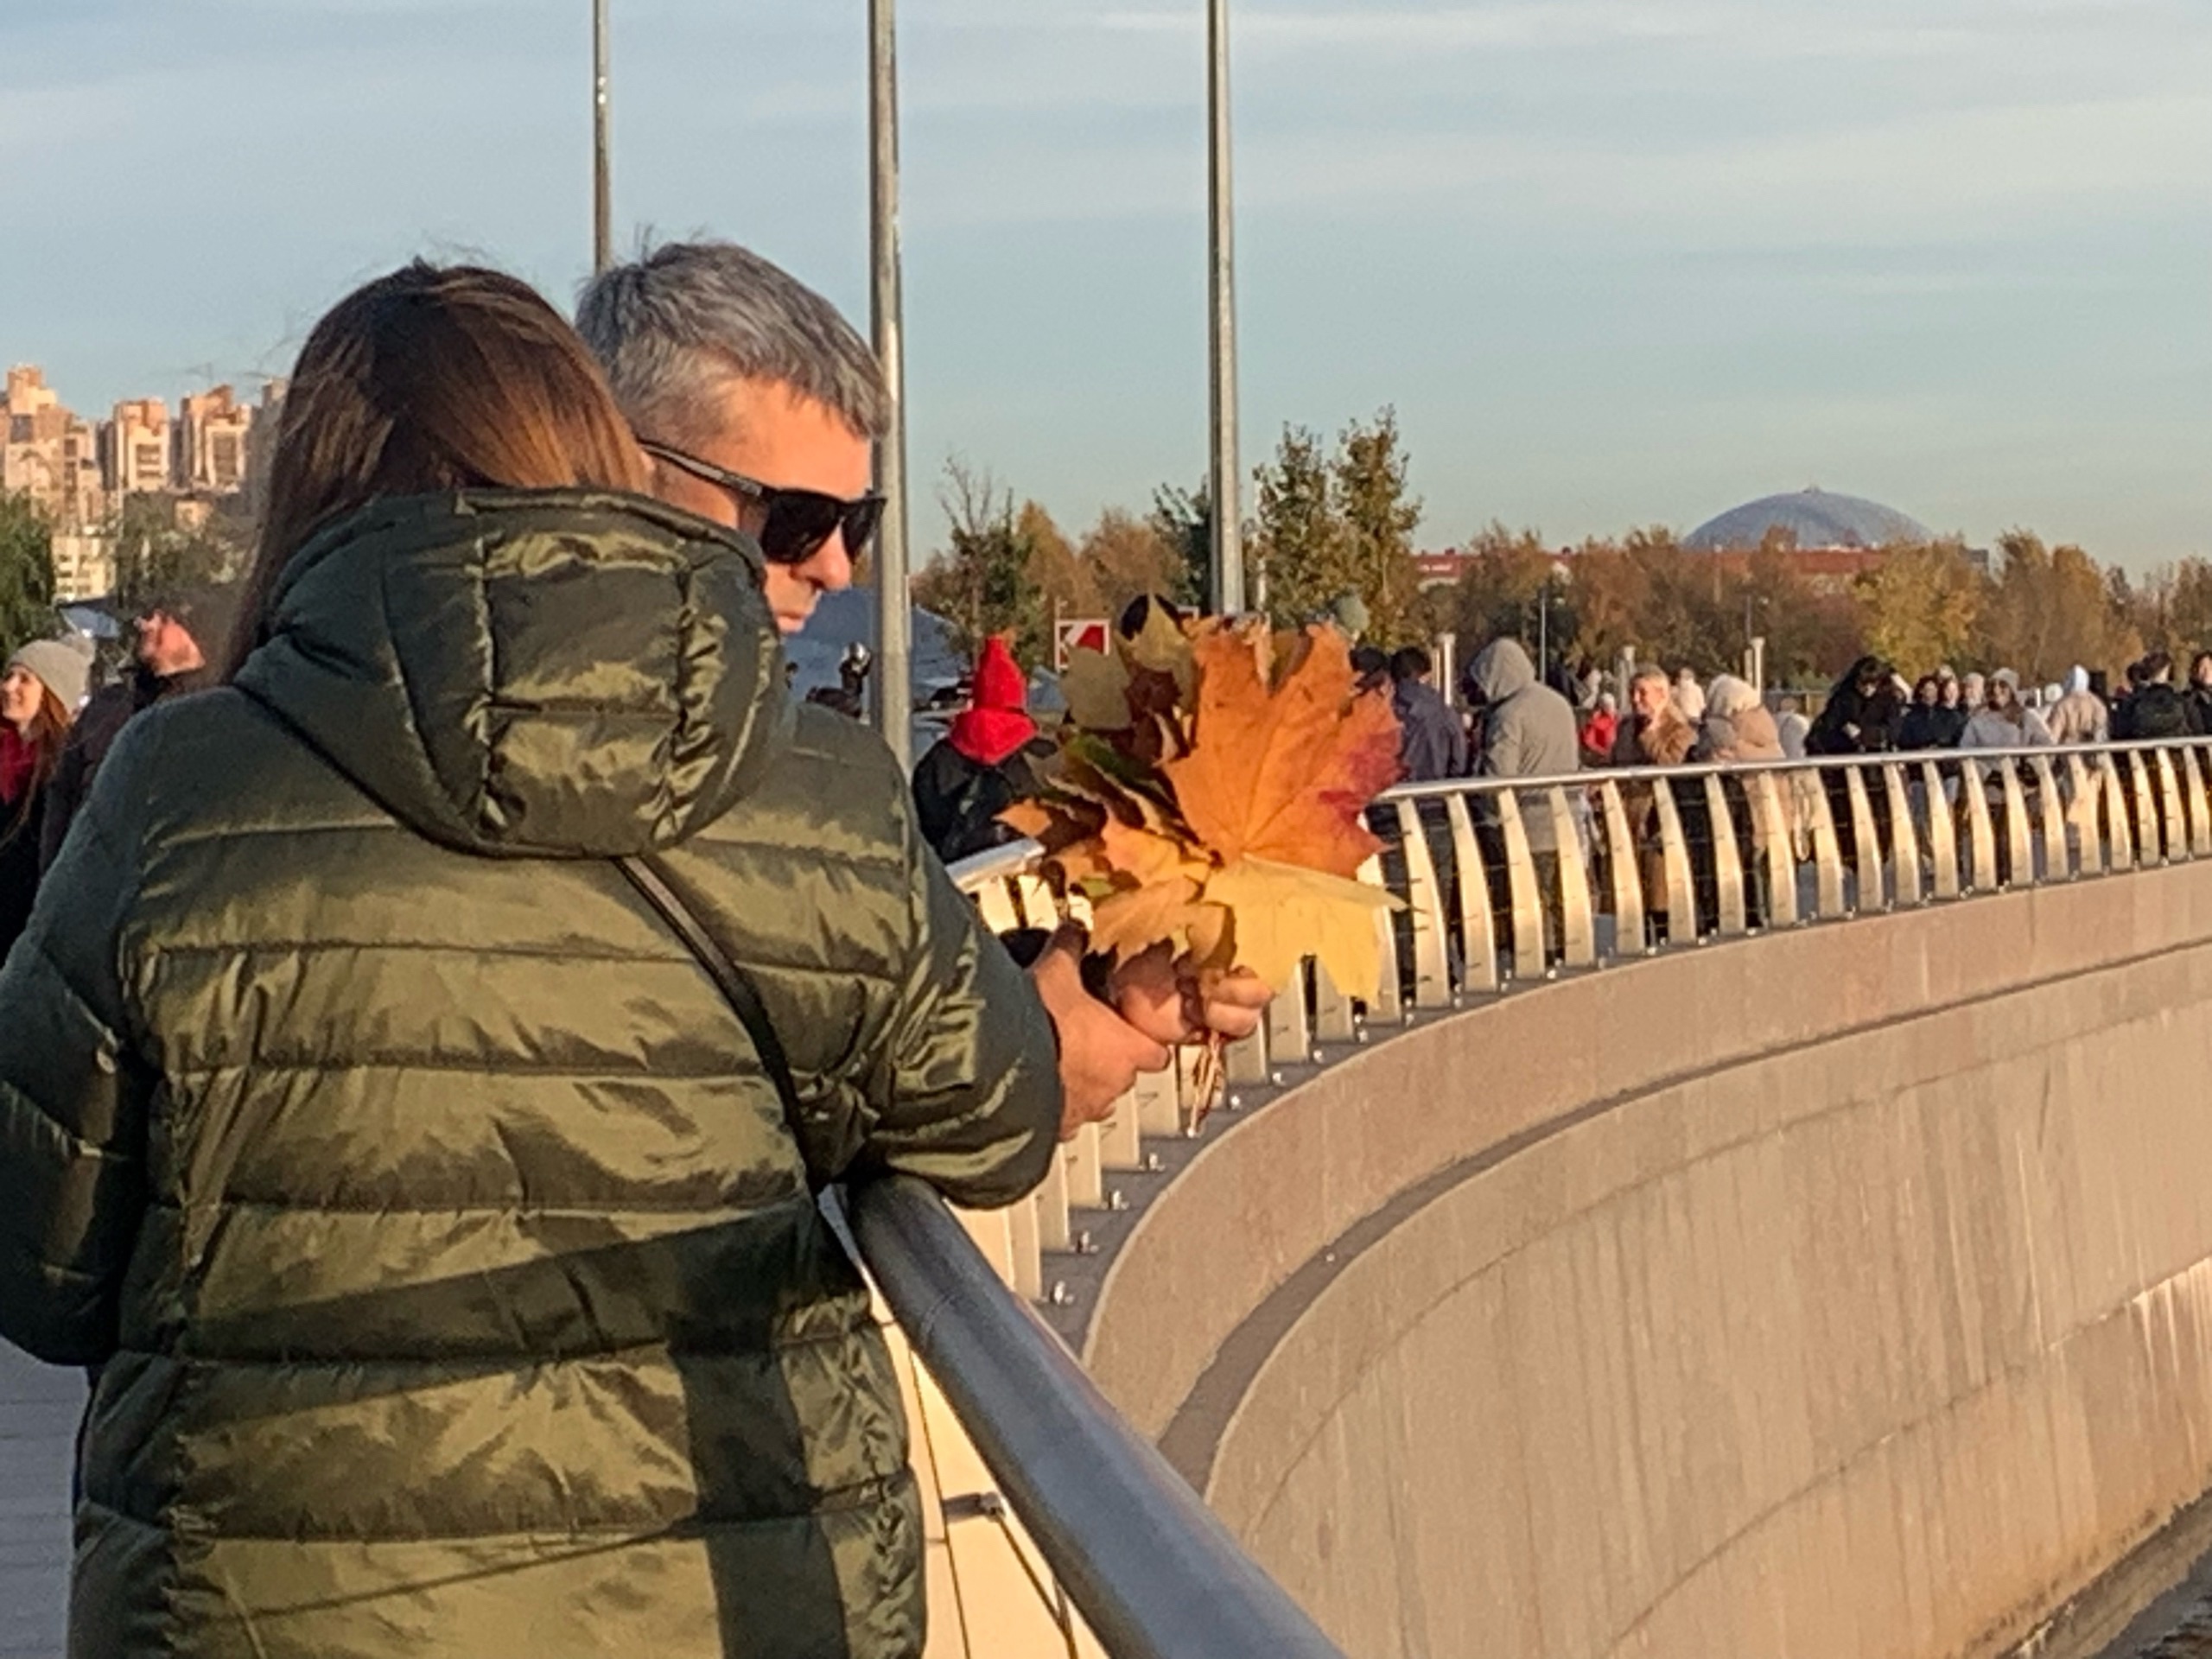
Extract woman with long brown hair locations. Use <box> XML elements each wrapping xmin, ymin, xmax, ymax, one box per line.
<box><xmin>0</xmin><ymin>635</ymin><xmax>88</xmax><ymax>958</ymax></box>
<box><xmin>0</xmin><ymin>262</ymin><xmax>1062</xmax><ymax>1658</ymax></box>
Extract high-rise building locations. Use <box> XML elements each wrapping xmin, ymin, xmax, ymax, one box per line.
<box><xmin>3</xmin><ymin>365</ymin><xmax>105</xmax><ymax>531</ymax></box>
<box><xmin>178</xmin><ymin>385</ymin><xmax>254</xmax><ymax>495</ymax></box>
<box><xmin>105</xmin><ymin>397</ymin><xmax>173</xmax><ymax>497</ymax></box>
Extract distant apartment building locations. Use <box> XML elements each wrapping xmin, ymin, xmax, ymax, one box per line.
<box><xmin>177</xmin><ymin>385</ymin><xmax>254</xmax><ymax>494</ymax></box>
<box><xmin>3</xmin><ymin>365</ymin><xmax>105</xmax><ymax>531</ymax></box>
<box><xmin>105</xmin><ymin>397</ymin><xmax>173</xmax><ymax>497</ymax></box>
<box><xmin>49</xmin><ymin>533</ymin><xmax>117</xmax><ymax>604</ymax></box>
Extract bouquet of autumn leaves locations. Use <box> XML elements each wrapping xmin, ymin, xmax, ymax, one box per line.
<box><xmin>1003</xmin><ymin>609</ymin><xmax>1404</xmax><ymax>1107</ymax></box>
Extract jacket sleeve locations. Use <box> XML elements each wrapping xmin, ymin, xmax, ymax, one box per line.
<box><xmin>861</xmin><ymin>818</ymin><xmax>1063</xmax><ymax>1211</ymax></box>
<box><xmin>0</xmin><ymin>747</ymin><xmax>151</xmax><ymax>1365</ymax></box>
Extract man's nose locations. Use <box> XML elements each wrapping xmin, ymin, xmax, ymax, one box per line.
<box><xmin>806</xmin><ymin>536</ymin><xmax>856</xmax><ymax>593</ymax></box>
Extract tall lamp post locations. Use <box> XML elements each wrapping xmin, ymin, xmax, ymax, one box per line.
<box><xmin>1207</xmin><ymin>0</ymin><xmax>1244</xmax><ymax>617</ymax></box>
<box><xmin>870</xmin><ymin>0</ymin><xmax>913</xmax><ymax>767</ymax></box>
<box><xmin>592</xmin><ymin>0</ymin><xmax>612</xmax><ymax>274</ymax></box>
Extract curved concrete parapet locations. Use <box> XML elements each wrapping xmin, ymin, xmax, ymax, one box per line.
<box><xmin>1086</xmin><ymin>861</ymin><xmax>2212</xmax><ymax>1659</ymax></box>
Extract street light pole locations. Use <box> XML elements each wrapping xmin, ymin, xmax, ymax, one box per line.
<box><xmin>869</xmin><ymin>0</ymin><xmax>913</xmax><ymax>768</ymax></box>
<box><xmin>1207</xmin><ymin>0</ymin><xmax>1244</xmax><ymax>617</ymax></box>
<box><xmin>592</xmin><ymin>0</ymin><xmax>612</xmax><ymax>274</ymax></box>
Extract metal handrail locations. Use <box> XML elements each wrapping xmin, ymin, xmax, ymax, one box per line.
<box><xmin>846</xmin><ymin>1177</ymin><xmax>1349</xmax><ymax>1659</ymax></box>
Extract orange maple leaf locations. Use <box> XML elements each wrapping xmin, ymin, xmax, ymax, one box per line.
<box><xmin>1165</xmin><ymin>624</ymin><xmax>1402</xmax><ymax>880</ymax></box>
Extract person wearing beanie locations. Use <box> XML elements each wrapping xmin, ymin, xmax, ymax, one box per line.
<box><xmin>39</xmin><ymin>580</ymin><xmax>241</xmax><ymax>869</ymax></box>
<box><xmin>1</xmin><ymin>634</ymin><xmax>92</xmax><ymax>958</ymax></box>
<box><xmin>911</xmin><ymin>634</ymin><xmax>1050</xmax><ymax>864</ymax></box>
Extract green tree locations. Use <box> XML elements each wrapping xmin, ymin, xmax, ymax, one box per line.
<box><xmin>0</xmin><ymin>493</ymin><xmax>56</xmax><ymax>653</ymax></box>
<box><xmin>1249</xmin><ymin>426</ymin><xmax>1344</xmax><ymax>631</ymax></box>
<box><xmin>1331</xmin><ymin>408</ymin><xmax>1427</xmax><ymax>646</ymax></box>
<box><xmin>1852</xmin><ymin>541</ymin><xmax>1984</xmax><ymax>678</ymax></box>
<box><xmin>110</xmin><ymin>494</ymin><xmax>250</xmax><ymax>612</ymax></box>
<box><xmin>1146</xmin><ymin>483</ymin><xmax>1210</xmax><ymax>608</ymax></box>
<box><xmin>912</xmin><ymin>461</ymin><xmax>1046</xmax><ymax>666</ymax></box>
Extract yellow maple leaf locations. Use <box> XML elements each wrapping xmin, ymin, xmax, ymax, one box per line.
<box><xmin>1206</xmin><ymin>858</ymin><xmax>1399</xmax><ymax>999</ymax></box>
<box><xmin>1165</xmin><ymin>623</ymin><xmax>1402</xmax><ymax>880</ymax></box>
<box><xmin>1089</xmin><ymin>876</ymin><xmax>1211</xmax><ymax>963</ymax></box>
<box><xmin>1126</xmin><ymin>601</ymin><xmax>1197</xmax><ymax>702</ymax></box>
<box><xmin>1061</xmin><ymin>646</ymin><xmax>1133</xmax><ymax>731</ymax></box>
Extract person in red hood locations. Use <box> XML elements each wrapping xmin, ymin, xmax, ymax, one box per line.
<box><xmin>912</xmin><ymin>635</ymin><xmax>1051</xmax><ymax>864</ymax></box>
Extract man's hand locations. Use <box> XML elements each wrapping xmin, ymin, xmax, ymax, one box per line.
<box><xmin>1030</xmin><ymin>933</ymin><xmax>1171</xmax><ymax>1141</ymax></box>
<box><xmin>1109</xmin><ymin>942</ymin><xmax>1272</xmax><ymax>1048</ymax></box>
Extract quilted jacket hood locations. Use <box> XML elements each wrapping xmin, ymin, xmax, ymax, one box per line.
<box><xmin>236</xmin><ymin>489</ymin><xmax>790</xmax><ymax>859</ymax></box>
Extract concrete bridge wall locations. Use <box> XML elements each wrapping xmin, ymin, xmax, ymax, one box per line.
<box><xmin>1086</xmin><ymin>861</ymin><xmax>2212</xmax><ymax>1659</ymax></box>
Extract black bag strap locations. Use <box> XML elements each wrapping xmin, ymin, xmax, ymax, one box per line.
<box><xmin>615</xmin><ymin>854</ymin><xmax>805</xmax><ymax>1127</ymax></box>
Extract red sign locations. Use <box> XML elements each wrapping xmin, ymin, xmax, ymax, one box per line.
<box><xmin>1056</xmin><ymin>619</ymin><xmax>1110</xmax><ymax>671</ymax></box>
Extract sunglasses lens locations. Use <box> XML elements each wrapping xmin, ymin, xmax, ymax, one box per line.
<box><xmin>759</xmin><ymin>494</ymin><xmax>847</xmax><ymax>564</ymax></box>
<box><xmin>842</xmin><ymin>497</ymin><xmax>886</xmax><ymax>556</ymax></box>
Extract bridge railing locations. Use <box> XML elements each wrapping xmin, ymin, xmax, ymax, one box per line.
<box><xmin>945</xmin><ymin>733</ymin><xmax>2212</xmax><ymax>1311</ymax></box>
<box><xmin>845</xmin><ymin>1178</ymin><xmax>1349</xmax><ymax>1659</ymax></box>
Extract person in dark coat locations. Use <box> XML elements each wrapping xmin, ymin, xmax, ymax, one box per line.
<box><xmin>39</xmin><ymin>582</ymin><xmax>238</xmax><ymax>870</ymax></box>
<box><xmin>1898</xmin><ymin>674</ymin><xmax>1967</xmax><ymax>749</ymax></box>
<box><xmin>912</xmin><ymin>635</ymin><xmax>1050</xmax><ymax>863</ymax></box>
<box><xmin>1389</xmin><ymin>645</ymin><xmax>1467</xmax><ymax>783</ymax></box>
<box><xmin>0</xmin><ymin>264</ymin><xmax>1075</xmax><ymax>1659</ymax></box>
<box><xmin>1807</xmin><ymin>656</ymin><xmax>1905</xmax><ymax>755</ymax></box>
<box><xmin>2115</xmin><ymin>652</ymin><xmax>2198</xmax><ymax>741</ymax></box>
<box><xmin>2188</xmin><ymin>652</ymin><xmax>2212</xmax><ymax>736</ymax></box>
<box><xmin>0</xmin><ymin>636</ymin><xmax>91</xmax><ymax>959</ymax></box>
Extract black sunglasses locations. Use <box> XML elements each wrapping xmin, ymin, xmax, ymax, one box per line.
<box><xmin>639</xmin><ymin>439</ymin><xmax>885</xmax><ymax>566</ymax></box>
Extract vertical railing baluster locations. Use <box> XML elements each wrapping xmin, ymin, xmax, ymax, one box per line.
<box><xmin>1883</xmin><ymin>762</ymin><xmax>1923</xmax><ymax>908</ymax></box>
<box><xmin>1962</xmin><ymin>760</ymin><xmax>1999</xmax><ymax>892</ymax></box>
<box><xmin>1919</xmin><ymin>760</ymin><xmax>1961</xmax><ymax>899</ymax></box>
<box><xmin>1702</xmin><ymin>773</ymin><xmax>1748</xmax><ymax>937</ymax></box>
<box><xmin>2102</xmin><ymin>753</ymin><xmax>2137</xmax><ymax>871</ymax></box>
<box><xmin>2155</xmin><ymin>749</ymin><xmax>2188</xmax><ymax>863</ymax></box>
<box><xmin>1998</xmin><ymin>761</ymin><xmax>2033</xmax><ymax>887</ymax></box>
<box><xmin>1806</xmin><ymin>766</ymin><xmax>1848</xmax><ymax>919</ymax></box>
<box><xmin>1749</xmin><ymin>771</ymin><xmax>1800</xmax><ymax>927</ymax></box>
<box><xmin>1844</xmin><ymin>764</ymin><xmax>1885</xmax><ymax>911</ymax></box>
<box><xmin>1496</xmin><ymin>788</ymin><xmax>1548</xmax><ymax>980</ymax></box>
<box><xmin>1445</xmin><ymin>793</ymin><xmax>1499</xmax><ymax>995</ymax></box>
<box><xmin>1549</xmin><ymin>785</ymin><xmax>1598</xmax><ymax>967</ymax></box>
<box><xmin>1358</xmin><ymin>852</ymin><xmax>1403</xmax><ymax>1024</ymax></box>
<box><xmin>1392</xmin><ymin>798</ymin><xmax>1453</xmax><ymax>1009</ymax></box>
<box><xmin>1651</xmin><ymin>777</ymin><xmax>1699</xmax><ymax>943</ymax></box>
<box><xmin>2029</xmin><ymin>755</ymin><xmax>2068</xmax><ymax>882</ymax></box>
<box><xmin>2129</xmin><ymin>752</ymin><xmax>2163</xmax><ymax>863</ymax></box>
<box><xmin>2181</xmin><ymin>747</ymin><xmax>2212</xmax><ymax>858</ymax></box>
<box><xmin>1595</xmin><ymin>779</ymin><xmax>1644</xmax><ymax>958</ymax></box>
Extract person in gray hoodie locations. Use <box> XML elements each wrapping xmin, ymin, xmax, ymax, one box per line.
<box><xmin>1466</xmin><ymin>639</ymin><xmax>1584</xmax><ymax>961</ymax></box>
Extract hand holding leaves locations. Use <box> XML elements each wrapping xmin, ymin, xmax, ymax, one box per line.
<box><xmin>1005</xmin><ymin>615</ymin><xmax>1403</xmax><ymax>1002</ymax></box>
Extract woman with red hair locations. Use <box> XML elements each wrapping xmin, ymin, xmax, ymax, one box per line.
<box><xmin>912</xmin><ymin>634</ymin><xmax>1048</xmax><ymax>863</ymax></box>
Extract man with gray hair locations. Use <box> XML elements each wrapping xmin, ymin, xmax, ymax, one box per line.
<box><xmin>577</xmin><ymin>240</ymin><xmax>1269</xmax><ymax>1131</ymax></box>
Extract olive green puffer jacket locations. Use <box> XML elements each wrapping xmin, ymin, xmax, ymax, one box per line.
<box><xmin>0</xmin><ymin>491</ymin><xmax>1061</xmax><ymax>1659</ymax></box>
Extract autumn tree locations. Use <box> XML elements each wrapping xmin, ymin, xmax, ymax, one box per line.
<box><xmin>1974</xmin><ymin>531</ymin><xmax>2139</xmax><ymax>684</ymax></box>
<box><xmin>2113</xmin><ymin>558</ymin><xmax>2212</xmax><ymax>664</ymax></box>
<box><xmin>1853</xmin><ymin>541</ymin><xmax>1983</xmax><ymax>677</ymax></box>
<box><xmin>0</xmin><ymin>493</ymin><xmax>56</xmax><ymax>654</ymax></box>
<box><xmin>1446</xmin><ymin>523</ymin><xmax>1572</xmax><ymax>664</ymax></box>
<box><xmin>1081</xmin><ymin>509</ymin><xmax>1187</xmax><ymax>618</ymax></box>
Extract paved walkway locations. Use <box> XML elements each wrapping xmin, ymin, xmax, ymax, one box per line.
<box><xmin>0</xmin><ymin>1343</ymin><xmax>75</xmax><ymax>1659</ymax></box>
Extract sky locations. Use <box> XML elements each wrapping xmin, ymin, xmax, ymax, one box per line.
<box><xmin>3</xmin><ymin>0</ymin><xmax>2208</xmax><ymax>564</ymax></box>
